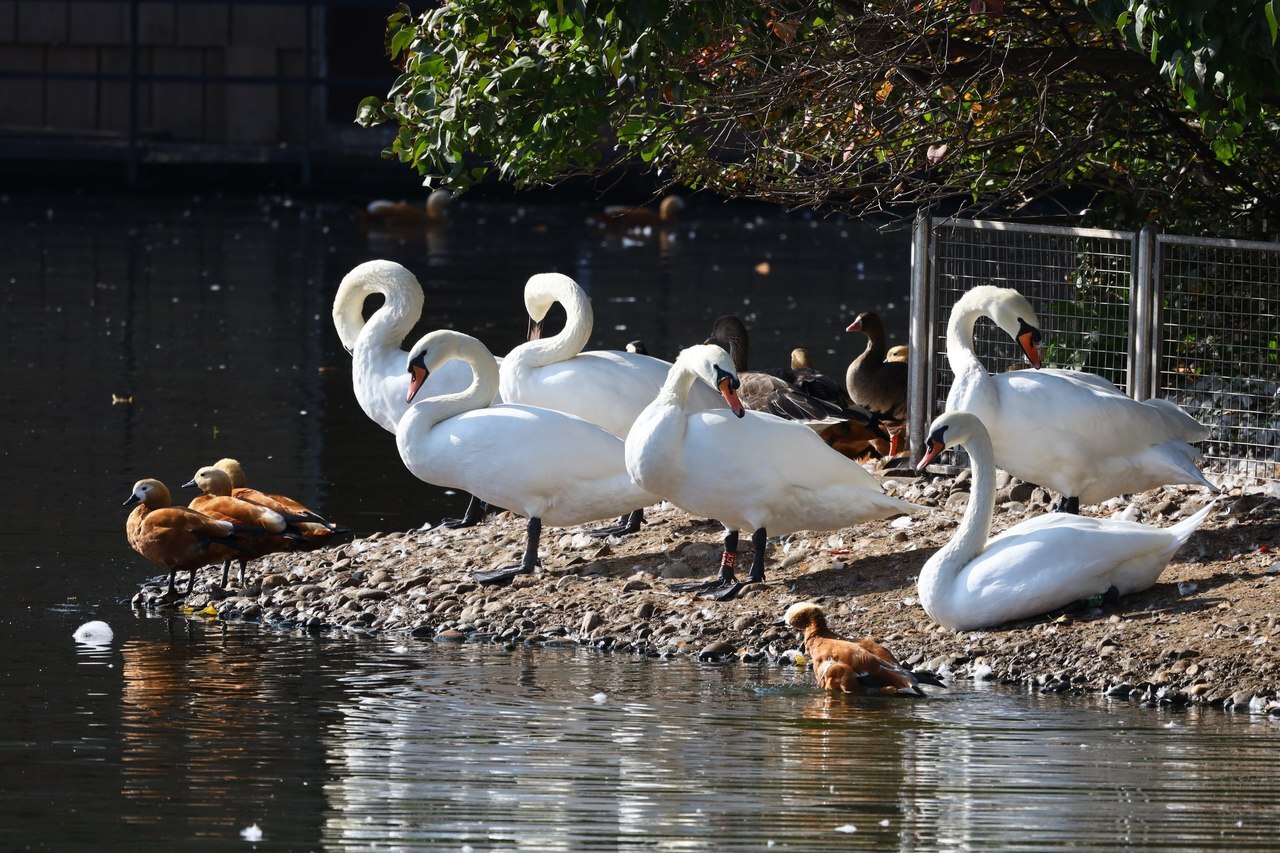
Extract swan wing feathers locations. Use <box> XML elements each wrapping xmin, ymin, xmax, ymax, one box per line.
<box><xmin>404</xmin><ymin>405</ymin><xmax>656</xmax><ymax>526</ymax></box>
<box><xmin>669</xmin><ymin>410</ymin><xmax>919</xmax><ymax>534</ymax></box>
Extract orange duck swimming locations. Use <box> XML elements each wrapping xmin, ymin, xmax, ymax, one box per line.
<box><xmin>595</xmin><ymin>194</ymin><xmax>684</xmax><ymax>229</ymax></box>
<box><xmin>360</xmin><ymin>189</ymin><xmax>453</xmax><ymax>228</ymax></box>
<box><xmin>124</xmin><ymin>479</ymin><xmax>250</xmax><ymax>600</ymax></box>
<box><xmin>783</xmin><ymin>602</ymin><xmax>945</xmax><ymax>696</ymax></box>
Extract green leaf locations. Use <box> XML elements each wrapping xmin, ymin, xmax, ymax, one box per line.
<box><xmin>354</xmin><ymin>96</ymin><xmax>386</xmax><ymax>127</ymax></box>
<box><xmin>1267</xmin><ymin>0</ymin><xmax>1278</xmax><ymax>44</ymax></box>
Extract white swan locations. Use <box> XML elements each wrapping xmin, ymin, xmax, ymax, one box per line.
<box><xmin>916</xmin><ymin>410</ymin><xmax>1216</xmax><ymax>631</ymax></box>
<box><xmin>946</xmin><ymin>285</ymin><xmax>1216</xmax><ymax>512</ymax></box>
<box><xmin>498</xmin><ymin>272</ymin><xmax>726</xmax><ymax>439</ymax></box>
<box><xmin>396</xmin><ymin>329</ymin><xmax>668</xmax><ymax>585</ymax></box>
<box><xmin>624</xmin><ymin>344</ymin><xmax>924</xmax><ymax>600</ymax></box>
<box><xmin>333</xmin><ymin>260</ymin><xmax>501</xmax><ymax>527</ymax></box>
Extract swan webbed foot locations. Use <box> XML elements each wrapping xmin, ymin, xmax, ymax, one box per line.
<box><xmin>473</xmin><ymin>564</ymin><xmax>536</xmax><ymax>586</ymax></box>
<box><xmin>1053</xmin><ymin>495</ymin><xmax>1081</xmax><ymax>514</ymax></box>
<box><xmin>439</xmin><ymin>495</ymin><xmax>489</xmax><ymax>529</ymax></box>
<box><xmin>587</xmin><ymin>508</ymin><xmax>645</xmax><ymax>538</ymax></box>
<box><xmin>474</xmin><ymin>517</ymin><xmax>542</xmax><ymax>586</ymax></box>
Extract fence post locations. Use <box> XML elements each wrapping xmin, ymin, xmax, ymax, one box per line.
<box><xmin>908</xmin><ymin>210</ymin><xmax>933</xmax><ymax>464</ymax></box>
<box><xmin>1131</xmin><ymin>224</ymin><xmax>1158</xmax><ymax>400</ymax></box>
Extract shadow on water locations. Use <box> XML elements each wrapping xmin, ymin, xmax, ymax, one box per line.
<box><xmin>3</xmin><ymin>190</ymin><xmax>1280</xmax><ymax>848</ymax></box>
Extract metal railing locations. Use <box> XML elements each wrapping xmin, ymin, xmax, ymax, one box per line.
<box><xmin>910</xmin><ymin>214</ymin><xmax>1280</xmax><ymax>484</ymax></box>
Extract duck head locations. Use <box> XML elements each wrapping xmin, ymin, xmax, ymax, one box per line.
<box><xmin>782</xmin><ymin>601</ymin><xmax>829</xmax><ymax>633</ymax></box>
<box><xmin>124</xmin><ymin>478</ymin><xmax>171</xmax><ymax>508</ymax></box>
<box><xmin>183</xmin><ymin>466</ymin><xmax>235</xmax><ymax>496</ymax></box>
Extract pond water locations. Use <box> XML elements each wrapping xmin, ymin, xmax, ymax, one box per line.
<box><xmin>4</xmin><ymin>189</ymin><xmax>1280</xmax><ymax>849</ymax></box>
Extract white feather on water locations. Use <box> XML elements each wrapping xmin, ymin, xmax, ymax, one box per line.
<box><xmin>72</xmin><ymin>621</ymin><xmax>113</xmax><ymax>646</ymax></box>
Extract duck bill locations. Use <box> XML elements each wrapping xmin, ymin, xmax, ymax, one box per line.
<box><xmin>122</xmin><ymin>493</ymin><xmax>141</xmax><ymax>507</ymax></box>
<box><xmin>406</xmin><ymin>364</ymin><xmax>429</xmax><ymax>403</ymax></box>
<box><xmin>181</xmin><ymin>478</ymin><xmax>197</xmax><ymax>489</ymax></box>
<box><xmin>719</xmin><ymin>379</ymin><xmax>746</xmax><ymax>418</ymax></box>
<box><xmin>916</xmin><ymin>438</ymin><xmax>945</xmax><ymax>471</ymax></box>
<box><xmin>845</xmin><ymin>317</ymin><xmax>863</xmax><ymax>333</ymax></box>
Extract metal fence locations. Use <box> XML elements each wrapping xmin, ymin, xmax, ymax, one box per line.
<box><xmin>909</xmin><ymin>215</ymin><xmax>1280</xmax><ymax>485</ymax></box>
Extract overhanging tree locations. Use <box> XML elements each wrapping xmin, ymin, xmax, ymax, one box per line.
<box><xmin>357</xmin><ymin>1</ymin><xmax>1280</xmax><ymax>234</ymax></box>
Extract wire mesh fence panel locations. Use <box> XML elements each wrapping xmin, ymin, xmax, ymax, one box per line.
<box><xmin>925</xmin><ymin>220</ymin><xmax>1135</xmax><ymax>468</ymax></box>
<box><xmin>1156</xmin><ymin>236</ymin><xmax>1280</xmax><ymax>483</ymax></box>
<box><xmin>918</xmin><ymin>219</ymin><xmax>1279</xmax><ymax>483</ymax></box>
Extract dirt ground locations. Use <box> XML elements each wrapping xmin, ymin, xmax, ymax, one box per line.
<box><xmin>152</xmin><ymin>469</ymin><xmax>1280</xmax><ymax>712</ymax></box>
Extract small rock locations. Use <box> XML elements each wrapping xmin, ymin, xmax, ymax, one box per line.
<box><xmin>581</xmin><ymin>611</ymin><xmax>603</xmax><ymax>635</ymax></box>
<box><xmin>622</xmin><ymin>579</ymin><xmax>651</xmax><ymax>592</ymax></box>
<box><xmin>698</xmin><ymin>640</ymin><xmax>737</xmax><ymax>660</ymax></box>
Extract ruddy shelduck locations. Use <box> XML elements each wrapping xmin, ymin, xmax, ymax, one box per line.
<box><xmin>212</xmin><ymin>458</ymin><xmax>350</xmax><ymax>548</ymax></box>
<box><xmin>124</xmin><ymin>479</ymin><xmax>249</xmax><ymax>599</ymax></box>
<box><xmin>783</xmin><ymin>602</ymin><xmax>945</xmax><ymax>697</ymax></box>
<box><xmin>183</xmin><ymin>466</ymin><xmax>302</xmax><ymax>587</ymax></box>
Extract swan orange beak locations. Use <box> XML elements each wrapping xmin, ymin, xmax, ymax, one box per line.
<box><xmin>406</xmin><ymin>364</ymin><xmax>429</xmax><ymax>403</ymax></box>
<box><xmin>916</xmin><ymin>436</ymin><xmax>945</xmax><ymax>470</ymax></box>
<box><xmin>1017</xmin><ymin>320</ymin><xmax>1042</xmax><ymax>368</ymax></box>
<box><xmin>719</xmin><ymin>378</ymin><xmax>745</xmax><ymax>417</ymax></box>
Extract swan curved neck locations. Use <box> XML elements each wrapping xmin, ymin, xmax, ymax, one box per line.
<box><xmin>406</xmin><ymin>341</ymin><xmax>499</xmax><ymax>429</ymax></box>
<box><xmin>921</xmin><ymin>429</ymin><xmax>996</xmax><ymax>590</ymax></box>
<box><xmin>945</xmin><ymin>296</ymin><xmax>986</xmax><ymax>376</ymax></box>
<box><xmin>335</xmin><ymin>271</ymin><xmax>424</xmax><ymax>352</ymax></box>
<box><xmin>522</xmin><ymin>281</ymin><xmax>593</xmax><ymax>368</ymax></box>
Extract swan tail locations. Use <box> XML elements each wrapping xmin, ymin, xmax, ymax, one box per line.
<box><xmin>1142</xmin><ymin>398</ymin><xmax>1210</xmax><ymax>443</ymax></box>
<box><xmin>1167</xmin><ymin>499</ymin><xmax>1217</xmax><ymax>547</ymax></box>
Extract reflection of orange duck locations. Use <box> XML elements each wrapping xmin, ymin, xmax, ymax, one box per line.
<box><xmin>123</xmin><ymin>479</ymin><xmax>247</xmax><ymax>599</ymax></box>
<box><xmin>361</xmin><ymin>189</ymin><xmax>453</xmax><ymax>227</ymax></box>
<box><xmin>183</xmin><ymin>466</ymin><xmax>302</xmax><ymax>588</ymax></box>
<box><xmin>596</xmin><ymin>195</ymin><xmax>684</xmax><ymax>229</ymax></box>
<box><xmin>213</xmin><ymin>457</ymin><xmax>350</xmax><ymax>548</ymax></box>
<box><xmin>784</xmin><ymin>602</ymin><xmax>944</xmax><ymax>696</ymax></box>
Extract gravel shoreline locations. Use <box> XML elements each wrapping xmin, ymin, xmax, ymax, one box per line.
<box><xmin>134</xmin><ymin>470</ymin><xmax>1280</xmax><ymax>713</ymax></box>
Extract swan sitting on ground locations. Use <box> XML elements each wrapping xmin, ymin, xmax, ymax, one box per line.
<box><xmin>916</xmin><ymin>411</ymin><xmax>1216</xmax><ymax>631</ymax></box>
<box><xmin>396</xmin><ymin>330</ymin><xmax>674</xmax><ymax>586</ymax></box>
<box><xmin>624</xmin><ymin>344</ymin><xmax>923</xmax><ymax>600</ymax></box>
<box><xmin>332</xmin><ymin>259</ymin><xmax>500</xmax><ymax>527</ymax></box>
<box><xmin>945</xmin><ymin>285</ymin><xmax>1217</xmax><ymax>512</ymax></box>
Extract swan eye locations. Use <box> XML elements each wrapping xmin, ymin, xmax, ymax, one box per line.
<box><xmin>713</xmin><ymin>364</ymin><xmax>740</xmax><ymax>391</ymax></box>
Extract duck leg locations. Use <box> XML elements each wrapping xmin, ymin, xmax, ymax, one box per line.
<box><xmin>220</xmin><ymin>559</ymin><xmax>232</xmax><ymax>589</ymax></box>
<box><xmin>587</xmin><ymin>507</ymin><xmax>645</xmax><ymax>538</ymax></box>
<box><xmin>474</xmin><ymin>517</ymin><xmax>542</xmax><ymax>586</ymax></box>
<box><xmin>439</xmin><ymin>494</ymin><xmax>489</xmax><ymax>529</ymax></box>
<box><xmin>1053</xmin><ymin>495</ymin><xmax>1081</xmax><ymax>514</ymax></box>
